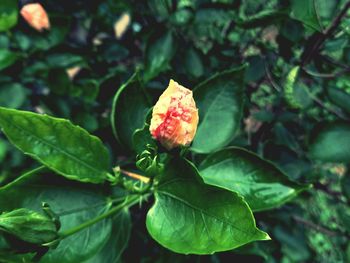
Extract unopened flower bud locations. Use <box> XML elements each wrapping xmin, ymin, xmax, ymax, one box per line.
<box><xmin>150</xmin><ymin>79</ymin><xmax>199</xmax><ymax>150</ymax></box>
<box><xmin>20</xmin><ymin>3</ymin><xmax>50</xmax><ymax>32</ymax></box>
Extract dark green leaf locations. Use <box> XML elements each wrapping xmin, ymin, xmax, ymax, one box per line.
<box><xmin>0</xmin><ymin>0</ymin><xmax>18</xmax><ymax>32</ymax></box>
<box><xmin>48</xmin><ymin>68</ymin><xmax>71</xmax><ymax>95</ymax></box>
<box><xmin>144</xmin><ymin>31</ymin><xmax>176</xmax><ymax>81</ymax></box>
<box><xmin>192</xmin><ymin>65</ymin><xmax>246</xmax><ymax>153</ymax></box>
<box><xmin>327</xmin><ymin>87</ymin><xmax>350</xmax><ymax>114</ymax></box>
<box><xmin>244</xmin><ymin>56</ymin><xmax>265</xmax><ymax>83</ymax></box>
<box><xmin>0</xmin><ymin>172</ymin><xmax>112</xmax><ymax>263</ymax></box>
<box><xmin>146</xmin><ymin>157</ymin><xmax>270</xmax><ymax>255</ymax></box>
<box><xmin>84</xmin><ymin>210</ymin><xmax>131</xmax><ymax>263</ymax></box>
<box><xmin>184</xmin><ymin>48</ymin><xmax>204</xmax><ymax>78</ymax></box>
<box><xmin>0</xmin><ymin>251</ymin><xmax>34</xmax><ymax>263</ymax></box>
<box><xmin>0</xmin><ymin>83</ymin><xmax>27</xmax><ymax>109</ymax></box>
<box><xmin>111</xmin><ymin>72</ymin><xmax>151</xmax><ymax>150</ymax></box>
<box><xmin>309</xmin><ymin>122</ymin><xmax>350</xmax><ymax>163</ymax></box>
<box><xmin>0</xmin><ymin>49</ymin><xmax>19</xmax><ymax>71</ymax></box>
<box><xmin>0</xmin><ymin>208</ymin><xmax>57</xmax><ymax>245</ymax></box>
<box><xmin>45</xmin><ymin>53</ymin><xmax>85</xmax><ymax>69</ymax></box>
<box><xmin>28</xmin><ymin>15</ymin><xmax>70</xmax><ymax>51</ymax></box>
<box><xmin>198</xmin><ymin>147</ymin><xmax>307</xmax><ymax>211</ymax></box>
<box><xmin>0</xmin><ymin>107</ymin><xmax>111</xmax><ymax>183</ymax></box>
<box><xmin>71</xmin><ymin>79</ymin><xmax>100</xmax><ymax>102</ymax></box>
<box><xmin>290</xmin><ymin>0</ymin><xmax>323</xmax><ymax>32</ymax></box>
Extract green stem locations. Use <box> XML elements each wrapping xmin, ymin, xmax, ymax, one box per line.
<box><xmin>0</xmin><ymin>165</ymin><xmax>47</xmax><ymax>191</ymax></box>
<box><xmin>58</xmin><ymin>195</ymin><xmax>141</xmax><ymax>239</ymax></box>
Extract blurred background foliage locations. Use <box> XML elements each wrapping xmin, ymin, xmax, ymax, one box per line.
<box><xmin>0</xmin><ymin>0</ymin><xmax>350</xmax><ymax>262</ymax></box>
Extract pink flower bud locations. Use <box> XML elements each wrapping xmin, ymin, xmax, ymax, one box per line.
<box><xmin>20</xmin><ymin>3</ymin><xmax>50</xmax><ymax>32</ymax></box>
<box><xmin>150</xmin><ymin>79</ymin><xmax>199</xmax><ymax>150</ymax></box>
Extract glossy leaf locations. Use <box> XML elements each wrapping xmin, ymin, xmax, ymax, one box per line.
<box><xmin>84</xmin><ymin>210</ymin><xmax>131</xmax><ymax>263</ymax></box>
<box><xmin>198</xmin><ymin>147</ymin><xmax>307</xmax><ymax>211</ymax></box>
<box><xmin>111</xmin><ymin>73</ymin><xmax>151</xmax><ymax>150</ymax></box>
<box><xmin>0</xmin><ymin>0</ymin><xmax>18</xmax><ymax>32</ymax></box>
<box><xmin>0</xmin><ymin>172</ymin><xmax>112</xmax><ymax>263</ymax></box>
<box><xmin>0</xmin><ymin>208</ymin><xmax>57</xmax><ymax>245</ymax></box>
<box><xmin>146</xmin><ymin>157</ymin><xmax>270</xmax><ymax>255</ymax></box>
<box><xmin>309</xmin><ymin>122</ymin><xmax>350</xmax><ymax>163</ymax></box>
<box><xmin>192</xmin><ymin>65</ymin><xmax>246</xmax><ymax>153</ymax></box>
<box><xmin>0</xmin><ymin>107</ymin><xmax>110</xmax><ymax>183</ymax></box>
<box><xmin>144</xmin><ymin>31</ymin><xmax>176</xmax><ymax>81</ymax></box>
<box><xmin>290</xmin><ymin>0</ymin><xmax>323</xmax><ymax>32</ymax></box>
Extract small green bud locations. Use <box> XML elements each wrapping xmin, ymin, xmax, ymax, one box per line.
<box><xmin>0</xmin><ymin>208</ymin><xmax>58</xmax><ymax>245</ymax></box>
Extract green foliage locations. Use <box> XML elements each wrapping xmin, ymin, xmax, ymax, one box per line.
<box><xmin>0</xmin><ymin>0</ymin><xmax>18</xmax><ymax>32</ymax></box>
<box><xmin>327</xmin><ymin>87</ymin><xmax>350</xmax><ymax>114</ymax></box>
<box><xmin>198</xmin><ymin>147</ymin><xmax>308</xmax><ymax>211</ymax></box>
<box><xmin>0</xmin><ymin>208</ymin><xmax>57</xmax><ymax>245</ymax></box>
<box><xmin>0</xmin><ymin>171</ymin><xmax>113</xmax><ymax>262</ymax></box>
<box><xmin>0</xmin><ymin>107</ymin><xmax>111</xmax><ymax>183</ymax></box>
<box><xmin>309</xmin><ymin>122</ymin><xmax>350</xmax><ymax>163</ymax></box>
<box><xmin>111</xmin><ymin>72</ymin><xmax>151</xmax><ymax>150</ymax></box>
<box><xmin>0</xmin><ymin>0</ymin><xmax>350</xmax><ymax>261</ymax></box>
<box><xmin>144</xmin><ymin>31</ymin><xmax>176</xmax><ymax>82</ymax></box>
<box><xmin>146</xmin><ymin>157</ymin><xmax>269</xmax><ymax>254</ymax></box>
<box><xmin>84</xmin><ymin>210</ymin><xmax>131</xmax><ymax>263</ymax></box>
<box><xmin>290</xmin><ymin>0</ymin><xmax>323</xmax><ymax>31</ymax></box>
<box><xmin>0</xmin><ymin>49</ymin><xmax>19</xmax><ymax>71</ymax></box>
<box><xmin>192</xmin><ymin>66</ymin><xmax>246</xmax><ymax>153</ymax></box>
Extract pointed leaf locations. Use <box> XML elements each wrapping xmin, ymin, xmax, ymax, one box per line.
<box><xmin>0</xmin><ymin>107</ymin><xmax>110</xmax><ymax>183</ymax></box>
<box><xmin>198</xmin><ymin>147</ymin><xmax>307</xmax><ymax>211</ymax></box>
<box><xmin>144</xmin><ymin>31</ymin><xmax>176</xmax><ymax>82</ymax></box>
<box><xmin>192</xmin><ymin>65</ymin><xmax>246</xmax><ymax>153</ymax></box>
<box><xmin>290</xmin><ymin>0</ymin><xmax>323</xmax><ymax>32</ymax></box>
<box><xmin>146</xmin><ymin>157</ymin><xmax>269</xmax><ymax>255</ymax></box>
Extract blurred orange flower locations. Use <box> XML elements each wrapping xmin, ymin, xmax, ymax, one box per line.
<box><xmin>150</xmin><ymin>79</ymin><xmax>199</xmax><ymax>150</ymax></box>
<box><xmin>20</xmin><ymin>3</ymin><xmax>50</xmax><ymax>32</ymax></box>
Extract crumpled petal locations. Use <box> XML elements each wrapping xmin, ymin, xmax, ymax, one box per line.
<box><xmin>150</xmin><ymin>79</ymin><xmax>199</xmax><ymax>150</ymax></box>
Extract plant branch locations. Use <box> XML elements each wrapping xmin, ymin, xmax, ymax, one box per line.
<box><xmin>303</xmin><ymin>67</ymin><xmax>350</xmax><ymax>79</ymax></box>
<box><xmin>292</xmin><ymin>215</ymin><xmax>344</xmax><ymax>237</ymax></box>
<box><xmin>0</xmin><ymin>166</ymin><xmax>47</xmax><ymax>191</ymax></box>
<box><xmin>304</xmin><ymin>89</ymin><xmax>349</xmax><ymax>120</ymax></box>
<box><xmin>301</xmin><ymin>1</ymin><xmax>350</xmax><ymax>66</ymax></box>
<box><xmin>58</xmin><ymin>194</ymin><xmax>142</xmax><ymax>239</ymax></box>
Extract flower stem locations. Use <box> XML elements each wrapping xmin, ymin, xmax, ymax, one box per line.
<box><xmin>58</xmin><ymin>194</ymin><xmax>141</xmax><ymax>239</ymax></box>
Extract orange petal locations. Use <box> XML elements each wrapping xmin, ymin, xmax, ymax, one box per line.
<box><xmin>150</xmin><ymin>80</ymin><xmax>199</xmax><ymax>150</ymax></box>
<box><xmin>20</xmin><ymin>3</ymin><xmax>50</xmax><ymax>32</ymax></box>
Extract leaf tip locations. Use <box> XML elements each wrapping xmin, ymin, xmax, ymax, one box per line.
<box><xmin>256</xmin><ymin>230</ymin><xmax>271</xmax><ymax>241</ymax></box>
